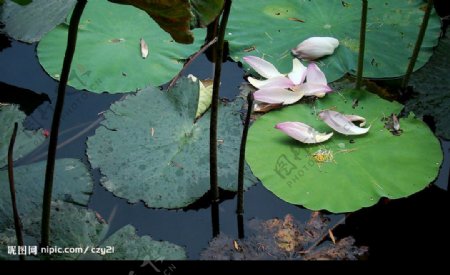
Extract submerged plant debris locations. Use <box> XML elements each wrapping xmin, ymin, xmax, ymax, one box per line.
<box><xmin>200</xmin><ymin>213</ymin><xmax>368</xmax><ymax>260</ymax></box>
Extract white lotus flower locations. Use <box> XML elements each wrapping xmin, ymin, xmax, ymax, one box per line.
<box><xmin>292</xmin><ymin>37</ymin><xmax>339</xmax><ymax>60</ymax></box>
<box><xmin>275</xmin><ymin>122</ymin><xmax>333</xmax><ymax>144</ymax></box>
<box><xmin>318</xmin><ymin>110</ymin><xmax>370</xmax><ymax>135</ymax></box>
<box><xmin>243</xmin><ymin>56</ymin><xmax>332</xmax><ymax>105</ymax></box>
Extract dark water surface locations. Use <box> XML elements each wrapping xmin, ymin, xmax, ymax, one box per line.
<box><xmin>1</xmin><ymin>35</ymin><xmax>448</xmax><ymax>260</ymax></box>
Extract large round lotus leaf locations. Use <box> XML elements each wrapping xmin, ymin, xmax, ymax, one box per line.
<box><xmin>87</xmin><ymin>77</ymin><xmax>257</xmax><ymax>209</ymax></box>
<box><xmin>246</xmin><ymin>90</ymin><xmax>442</xmax><ymax>213</ymax></box>
<box><xmin>0</xmin><ymin>159</ymin><xmax>186</xmax><ymax>260</ymax></box>
<box><xmin>100</xmin><ymin>225</ymin><xmax>187</xmax><ymax>260</ymax></box>
<box><xmin>0</xmin><ymin>202</ymin><xmax>187</xmax><ymax>260</ymax></box>
<box><xmin>37</xmin><ymin>0</ymin><xmax>204</xmax><ymax>93</ymax></box>
<box><xmin>0</xmin><ymin>158</ymin><xmax>93</xmax><ymax>229</ymax></box>
<box><xmin>0</xmin><ymin>105</ymin><xmax>45</xmax><ymax>168</ymax></box>
<box><xmin>0</xmin><ymin>0</ymin><xmax>76</xmax><ymax>43</ymax></box>
<box><xmin>406</xmin><ymin>36</ymin><xmax>450</xmax><ymax>139</ymax></box>
<box><xmin>227</xmin><ymin>0</ymin><xmax>441</xmax><ymax>82</ymax></box>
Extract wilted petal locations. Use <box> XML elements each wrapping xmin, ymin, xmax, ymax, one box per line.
<box><xmin>344</xmin><ymin>114</ymin><xmax>366</xmax><ymax>127</ymax></box>
<box><xmin>243</xmin><ymin>56</ymin><xmax>282</xmax><ymax>78</ymax></box>
<box><xmin>254</xmin><ymin>88</ymin><xmax>304</xmax><ymax>105</ymax></box>
<box><xmin>275</xmin><ymin>122</ymin><xmax>333</xmax><ymax>144</ymax></box>
<box><xmin>140</xmin><ymin>38</ymin><xmax>148</xmax><ymax>59</ymax></box>
<box><xmin>306</xmin><ymin>63</ymin><xmax>328</xmax><ymax>86</ymax></box>
<box><xmin>291</xmin><ymin>37</ymin><xmax>339</xmax><ymax>60</ymax></box>
<box><xmin>253</xmin><ymin>102</ymin><xmax>283</xmax><ymax>113</ymax></box>
<box><xmin>288</xmin><ymin>59</ymin><xmax>307</xmax><ymax>85</ymax></box>
<box><xmin>318</xmin><ymin>110</ymin><xmax>370</xmax><ymax>135</ymax></box>
<box><xmin>298</xmin><ymin>83</ymin><xmax>332</xmax><ymax>97</ymax></box>
<box><xmin>247</xmin><ymin>75</ymin><xmax>294</xmax><ymax>89</ymax></box>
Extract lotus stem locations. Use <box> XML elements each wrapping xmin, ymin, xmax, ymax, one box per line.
<box><xmin>236</xmin><ymin>92</ymin><xmax>253</xmax><ymax>239</ymax></box>
<box><xmin>237</xmin><ymin>213</ymin><xmax>244</xmax><ymax>239</ymax></box>
<box><xmin>356</xmin><ymin>0</ymin><xmax>368</xmax><ymax>90</ymax></box>
<box><xmin>401</xmin><ymin>0</ymin><xmax>434</xmax><ymax>90</ymax></box>
<box><xmin>41</xmin><ymin>0</ymin><xmax>87</xmax><ymax>248</ymax></box>
<box><xmin>8</xmin><ymin>122</ymin><xmax>25</xmax><ymax>261</ymax></box>
<box><xmin>167</xmin><ymin>37</ymin><xmax>218</xmax><ymax>90</ymax></box>
<box><xmin>210</xmin><ymin>0</ymin><xmax>232</xmax><ymax>204</ymax></box>
<box><xmin>211</xmin><ymin>201</ymin><xmax>220</xmax><ymax>237</ymax></box>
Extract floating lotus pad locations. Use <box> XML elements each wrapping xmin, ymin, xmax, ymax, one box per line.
<box><xmin>37</xmin><ymin>0</ymin><xmax>204</xmax><ymax>93</ymax></box>
<box><xmin>87</xmin><ymin>77</ymin><xmax>257</xmax><ymax>209</ymax></box>
<box><xmin>407</xmin><ymin>36</ymin><xmax>450</xmax><ymax>140</ymax></box>
<box><xmin>0</xmin><ymin>0</ymin><xmax>76</xmax><ymax>43</ymax></box>
<box><xmin>0</xmin><ymin>105</ymin><xmax>45</xmax><ymax>168</ymax></box>
<box><xmin>246</xmin><ymin>90</ymin><xmax>442</xmax><ymax>213</ymax></box>
<box><xmin>0</xmin><ymin>158</ymin><xmax>92</xmax><ymax>229</ymax></box>
<box><xmin>227</xmin><ymin>0</ymin><xmax>441</xmax><ymax>82</ymax></box>
<box><xmin>0</xmin><ymin>159</ymin><xmax>187</xmax><ymax>260</ymax></box>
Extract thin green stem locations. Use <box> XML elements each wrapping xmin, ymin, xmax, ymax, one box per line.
<box><xmin>41</xmin><ymin>0</ymin><xmax>87</xmax><ymax>248</ymax></box>
<box><xmin>8</xmin><ymin>122</ymin><xmax>24</xmax><ymax>261</ymax></box>
<box><xmin>237</xmin><ymin>93</ymin><xmax>253</xmax><ymax>216</ymax></box>
<box><xmin>356</xmin><ymin>0</ymin><xmax>368</xmax><ymax>90</ymax></box>
<box><xmin>401</xmin><ymin>0</ymin><xmax>434</xmax><ymax>90</ymax></box>
<box><xmin>210</xmin><ymin>0</ymin><xmax>232</xmax><ymax>203</ymax></box>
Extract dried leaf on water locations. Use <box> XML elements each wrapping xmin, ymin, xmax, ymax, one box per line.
<box><xmin>200</xmin><ymin>214</ymin><xmax>368</xmax><ymax>260</ymax></box>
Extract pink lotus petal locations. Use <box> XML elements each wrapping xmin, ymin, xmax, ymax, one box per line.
<box><xmin>344</xmin><ymin>114</ymin><xmax>366</xmax><ymax>127</ymax></box>
<box><xmin>288</xmin><ymin>59</ymin><xmax>307</xmax><ymax>85</ymax></box>
<box><xmin>275</xmin><ymin>122</ymin><xmax>333</xmax><ymax>144</ymax></box>
<box><xmin>254</xmin><ymin>88</ymin><xmax>304</xmax><ymax>105</ymax></box>
<box><xmin>297</xmin><ymin>83</ymin><xmax>332</xmax><ymax>97</ymax></box>
<box><xmin>243</xmin><ymin>56</ymin><xmax>282</xmax><ymax>79</ymax></box>
<box><xmin>318</xmin><ymin>110</ymin><xmax>370</xmax><ymax>135</ymax></box>
<box><xmin>306</xmin><ymin>63</ymin><xmax>328</xmax><ymax>85</ymax></box>
<box><xmin>247</xmin><ymin>75</ymin><xmax>294</xmax><ymax>89</ymax></box>
<box><xmin>291</xmin><ymin>37</ymin><xmax>339</xmax><ymax>60</ymax></box>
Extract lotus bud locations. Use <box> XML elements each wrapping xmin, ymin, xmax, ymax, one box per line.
<box><xmin>292</xmin><ymin>37</ymin><xmax>339</xmax><ymax>60</ymax></box>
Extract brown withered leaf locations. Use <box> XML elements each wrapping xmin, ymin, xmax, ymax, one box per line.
<box><xmin>200</xmin><ymin>213</ymin><xmax>368</xmax><ymax>260</ymax></box>
<box><xmin>108</xmin><ymin>0</ymin><xmax>224</xmax><ymax>44</ymax></box>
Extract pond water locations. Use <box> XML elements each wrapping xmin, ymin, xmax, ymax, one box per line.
<box><xmin>1</xmin><ymin>33</ymin><xmax>448</xmax><ymax>260</ymax></box>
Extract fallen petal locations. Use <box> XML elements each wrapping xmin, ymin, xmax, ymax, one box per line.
<box><xmin>344</xmin><ymin>114</ymin><xmax>366</xmax><ymax>127</ymax></box>
<box><xmin>140</xmin><ymin>38</ymin><xmax>148</xmax><ymax>59</ymax></box>
<box><xmin>253</xmin><ymin>102</ymin><xmax>283</xmax><ymax>113</ymax></box>
<box><xmin>318</xmin><ymin>110</ymin><xmax>370</xmax><ymax>135</ymax></box>
<box><xmin>288</xmin><ymin>59</ymin><xmax>307</xmax><ymax>85</ymax></box>
<box><xmin>306</xmin><ymin>63</ymin><xmax>329</xmax><ymax>86</ymax></box>
<box><xmin>392</xmin><ymin>114</ymin><xmax>400</xmax><ymax>131</ymax></box>
<box><xmin>254</xmin><ymin>87</ymin><xmax>304</xmax><ymax>105</ymax></box>
<box><xmin>297</xmin><ymin>82</ymin><xmax>332</xmax><ymax>97</ymax></box>
<box><xmin>243</xmin><ymin>56</ymin><xmax>282</xmax><ymax>78</ymax></box>
<box><xmin>275</xmin><ymin>122</ymin><xmax>333</xmax><ymax>144</ymax></box>
<box><xmin>291</xmin><ymin>37</ymin><xmax>339</xmax><ymax>60</ymax></box>
<box><xmin>247</xmin><ymin>75</ymin><xmax>294</xmax><ymax>89</ymax></box>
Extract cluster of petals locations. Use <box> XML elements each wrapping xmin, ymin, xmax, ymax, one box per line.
<box><xmin>243</xmin><ymin>56</ymin><xmax>332</xmax><ymax>105</ymax></box>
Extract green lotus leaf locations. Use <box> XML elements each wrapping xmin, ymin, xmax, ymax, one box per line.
<box><xmin>227</xmin><ymin>0</ymin><xmax>441</xmax><ymax>82</ymax></box>
<box><xmin>0</xmin><ymin>0</ymin><xmax>75</xmax><ymax>43</ymax></box>
<box><xmin>109</xmin><ymin>0</ymin><xmax>224</xmax><ymax>44</ymax></box>
<box><xmin>0</xmin><ymin>159</ymin><xmax>93</xmax><ymax>230</ymax></box>
<box><xmin>37</xmin><ymin>0</ymin><xmax>204</xmax><ymax>93</ymax></box>
<box><xmin>99</xmin><ymin>225</ymin><xmax>187</xmax><ymax>260</ymax></box>
<box><xmin>406</xmin><ymin>36</ymin><xmax>450</xmax><ymax>139</ymax></box>
<box><xmin>246</xmin><ymin>89</ymin><xmax>442</xmax><ymax>213</ymax></box>
<box><xmin>0</xmin><ymin>159</ymin><xmax>186</xmax><ymax>260</ymax></box>
<box><xmin>87</xmin><ymin>77</ymin><xmax>257</xmax><ymax>209</ymax></box>
<box><xmin>0</xmin><ymin>0</ymin><xmax>32</xmax><ymax>6</ymax></box>
<box><xmin>0</xmin><ymin>105</ymin><xmax>45</xmax><ymax>168</ymax></box>
<box><xmin>0</xmin><ymin>201</ymin><xmax>187</xmax><ymax>260</ymax></box>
